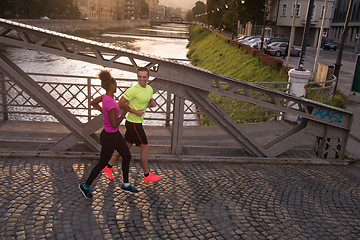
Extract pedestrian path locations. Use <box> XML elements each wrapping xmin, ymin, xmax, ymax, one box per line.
<box><xmin>0</xmin><ymin>157</ymin><xmax>359</xmax><ymax>239</ymax></box>
<box><xmin>0</xmin><ymin>119</ymin><xmax>350</xmax><ymax>165</ymax></box>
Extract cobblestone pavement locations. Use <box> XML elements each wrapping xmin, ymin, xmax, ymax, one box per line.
<box><xmin>1</xmin><ymin>158</ymin><xmax>360</xmax><ymax>240</ymax></box>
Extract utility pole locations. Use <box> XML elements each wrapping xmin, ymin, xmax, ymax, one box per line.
<box><xmin>312</xmin><ymin>0</ymin><xmax>329</xmax><ymax>78</ymax></box>
<box><xmin>286</xmin><ymin>0</ymin><xmax>299</xmax><ymax>66</ymax></box>
<box><xmin>297</xmin><ymin>0</ymin><xmax>315</xmax><ymax>71</ymax></box>
<box><xmin>333</xmin><ymin>0</ymin><xmax>353</xmax><ymax>91</ymax></box>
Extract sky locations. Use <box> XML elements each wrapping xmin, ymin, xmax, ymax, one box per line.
<box><xmin>159</xmin><ymin>0</ymin><xmax>205</xmax><ymax>10</ymax></box>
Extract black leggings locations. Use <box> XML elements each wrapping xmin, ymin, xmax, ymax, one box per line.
<box><xmin>86</xmin><ymin>129</ymin><xmax>131</xmax><ymax>186</ymax></box>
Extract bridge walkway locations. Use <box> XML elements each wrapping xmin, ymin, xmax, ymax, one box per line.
<box><xmin>1</xmin><ymin>119</ymin><xmax>348</xmax><ymax>165</ymax></box>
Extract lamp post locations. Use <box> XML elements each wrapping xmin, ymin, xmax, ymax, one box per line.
<box><xmin>15</xmin><ymin>0</ymin><xmax>18</xmax><ymax>18</ymax></box>
<box><xmin>285</xmin><ymin>0</ymin><xmax>299</xmax><ymax>66</ymax></box>
<box><xmin>297</xmin><ymin>0</ymin><xmax>315</xmax><ymax>71</ymax></box>
<box><xmin>333</xmin><ymin>0</ymin><xmax>353</xmax><ymax>92</ymax></box>
<box><xmin>260</xmin><ymin>0</ymin><xmax>268</xmax><ymax>50</ymax></box>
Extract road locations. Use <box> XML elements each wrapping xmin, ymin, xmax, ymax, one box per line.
<box><xmin>279</xmin><ymin>46</ymin><xmax>358</xmax><ymax>95</ymax></box>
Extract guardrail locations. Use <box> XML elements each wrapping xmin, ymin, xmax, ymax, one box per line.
<box><xmin>0</xmin><ymin>72</ymin><xmax>335</xmax><ymax>125</ymax></box>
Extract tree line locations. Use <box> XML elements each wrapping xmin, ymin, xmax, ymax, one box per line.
<box><xmin>0</xmin><ymin>0</ymin><xmax>81</xmax><ymax>19</ymax></box>
<box><xmin>186</xmin><ymin>0</ymin><xmax>270</xmax><ymax>33</ymax></box>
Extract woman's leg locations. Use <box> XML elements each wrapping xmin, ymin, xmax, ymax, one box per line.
<box><xmin>114</xmin><ymin>133</ymin><xmax>132</xmax><ymax>183</ymax></box>
<box><xmin>85</xmin><ymin>131</ymin><xmax>116</xmax><ymax>186</ymax></box>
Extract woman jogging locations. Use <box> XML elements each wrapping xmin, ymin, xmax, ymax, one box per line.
<box><xmin>79</xmin><ymin>70</ymin><xmax>138</xmax><ymax>199</ymax></box>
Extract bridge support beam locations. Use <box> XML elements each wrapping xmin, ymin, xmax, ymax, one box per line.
<box><xmin>0</xmin><ymin>52</ymin><xmax>101</xmax><ymax>152</ymax></box>
<box><xmin>171</xmin><ymin>95</ymin><xmax>184</xmax><ymax>155</ymax></box>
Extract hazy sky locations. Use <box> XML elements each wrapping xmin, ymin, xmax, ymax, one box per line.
<box><xmin>159</xmin><ymin>0</ymin><xmax>205</xmax><ymax>10</ymax></box>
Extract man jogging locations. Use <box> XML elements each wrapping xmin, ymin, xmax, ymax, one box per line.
<box><xmin>103</xmin><ymin>67</ymin><xmax>161</xmax><ymax>183</ymax></box>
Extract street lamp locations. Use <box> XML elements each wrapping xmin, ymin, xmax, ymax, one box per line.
<box><xmin>260</xmin><ymin>0</ymin><xmax>268</xmax><ymax>50</ymax></box>
<box><xmin>297</xmin><ymin>0</ymin><xmax>315</xmax><ymax>71</ymax></box>
<box><xmin>334</xmin><ymin>0</ymin><xmax>353</xmax><ymax>91</ymax></box>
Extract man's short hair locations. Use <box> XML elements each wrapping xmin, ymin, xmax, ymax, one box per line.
<box><xmin>136</xmin><ymin>67</ymin><xmax>149</xmax><ymax>76</ymax></box>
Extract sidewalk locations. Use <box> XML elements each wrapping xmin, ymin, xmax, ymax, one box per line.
<box><xmin>0</xmin><ymin>157</ymin><xmax>359</xmax><ymax>239</ymax></box>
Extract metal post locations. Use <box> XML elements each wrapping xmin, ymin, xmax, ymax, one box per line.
<box><xmin>286</xmin><ymin>0</ymin><xmax>299</xmax><ymax>66</ymax></box>
<box><xmin>297</xmin><ymin>0</ymin><xmax>315</xmax><ymax>71</ymax></box>
<box><xmin>87</xmin><ymin>77</ymin><xmax>92</xmax><ymax>122</ymax></box>
<box><xmin>312</xmin><ymin>0</ymin><xmax>329</xmax><ymax>78</ymax></box>
<box><xmin>165</xmin><ymin>91</ymin><xmax>171</xmax><ymax>126</ymax></box>
<box><xmin>0</xmin><ymin>72</ymin><xmax>8</xmax><ymax>120</ymax></box>
<box><xmin>260</xmin><ymin>1</ymin><xmax>268</xmax><ymax>50</ymax></box>
<box><xmin>171</xmin><ymin>95</ymin><xmax>184</xmax><ymax>155</ymax></box>
<box><xmin>333</xmin><ymin>0</ymin><xmax>353</xmax><ymax>92</ymax></box>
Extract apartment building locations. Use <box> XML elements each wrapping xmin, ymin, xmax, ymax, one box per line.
<box><xmin>269</xmin><ymin>0</ymin><xmax>335</xmax><ymax>47</ymax></box>
<box><xmin>76</xmin><ymin>0</ymin><xmax>142</xmax><ymax>20</ymax></box>
<box><xmin>329</xmin><ymin>0</ymin><xmax>360</xmax><ymax>48</ymax></box>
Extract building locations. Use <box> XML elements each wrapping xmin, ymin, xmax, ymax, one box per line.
<box><xmin>147</xmin><ymin>0</ymin><xmax>159</xmax><ymax>19</ymax></box>
<box><xmin>76</xmin><ymin>0</ymin><xmax>121</xmax><ymax>20</ymax></box>
<box><xmin>329</xmin><ymin>0</ymin><xmax>360</xmax><ymax>48</ymax></box>
<box><xmin>269</xmin><ymin>0</ymin><xmax>335</xmax><ymax>47</ymax></box>
<box><xmin>76</xmin><ymin>0</ymin><xmax>142</xmax><ymax>20</ymax></box>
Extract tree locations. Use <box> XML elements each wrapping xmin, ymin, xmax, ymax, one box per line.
<box><xmin>205</xmin><ymin>0</ymin><xmax>267</xmax><ymax>30</ymax></box>
<box><xmin>192</xmin><ymin>1</ymin><xmax>206</xmax><ymax>22</ymax></box>
<box><xmin>185</xmin><ymin>10</ymin><xmax>194</xmax><ymax>22</ymax></box>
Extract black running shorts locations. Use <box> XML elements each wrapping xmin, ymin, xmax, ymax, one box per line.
<box><xmin>125</xmin><ymin>120</ymin><xmax>148</xmax><ymax>146</ymax></box>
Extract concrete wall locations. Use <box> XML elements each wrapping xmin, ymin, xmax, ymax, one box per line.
<box><xmin>12</xmin><ymin>19</ymin><xmax>150</xmax><ymax>32</ymax></box>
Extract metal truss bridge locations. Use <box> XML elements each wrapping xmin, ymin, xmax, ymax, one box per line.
<box><xmin>0</xmin><ymin>19</ymin><xmax>353</xmax><ymax>160</ymax></box>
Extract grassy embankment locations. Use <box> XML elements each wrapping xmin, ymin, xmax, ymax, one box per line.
<box><xmin>187</xmin><ymin>25</ymin><xmax>288</xmax><ymax>124</ymax></box>
<box><xmin>186</xmin><ymin>25</ymin><xmax>346</xmax><ymax>125</ymax></box>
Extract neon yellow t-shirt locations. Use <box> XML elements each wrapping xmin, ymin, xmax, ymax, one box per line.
<box><xmin>124</xmin><ymin>83</ymin><xmax>153</xmax><ymax>123</ymax></box>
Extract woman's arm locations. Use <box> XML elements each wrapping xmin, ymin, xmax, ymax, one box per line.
<box><xmin>108</xmin><ymin>108</ymin><xmax>123</xmax><ymax>129</ymax></box>
<box><xmin>90</xmin><ymin>96</ymin><xmax>103</xmax><ymax>113</ymax></box>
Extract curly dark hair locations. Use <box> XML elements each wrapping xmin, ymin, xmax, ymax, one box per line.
<box><xmin>98</xmin><ymin>70</ymin><xmax>115</xmax><ymax>91</ymax></box>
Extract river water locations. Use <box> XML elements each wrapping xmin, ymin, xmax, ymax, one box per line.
<box><xmin>4</xmin><ymin>23</ymin><xmax>195</xmax><ymax>125</ymax></box>
<box><xmin>6</xmin><ymin>23</ymin><xmax>189</xmax><ymax>78</ymax></box>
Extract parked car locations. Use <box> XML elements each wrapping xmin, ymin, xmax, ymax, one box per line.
<box><xmin>237</xmin><ymin>36</ymin><xmax>247</xmax><ymax>42</ymax></box>
<box><xmin>238</xmin><ymin>36</ymin><xmax>258</xmax><ymax>44</ymax></box>
<box><xmin>321</xmin><ymin>39</ymin><xmax>338</xmax><ymax>51</ymax></box>
<box><xmin>40</xmin><ymin>16</ymin><xmax>50</xmax><ymax>20</ymax></box>
<box><xmin>265</xmin><ymin>42</ymin><xmax>301</xmax><ymax>57</ymax></box>
<box><xmin>265</xmin><ymin>37</ymin><xmax>288</xmax><ymax>45</ymax></box>
<box><xmin>243</xmin><ymin>37</ymin><xmax>261</xmax><ymax>46</ymax></box>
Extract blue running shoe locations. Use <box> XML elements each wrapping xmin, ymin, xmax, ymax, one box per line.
<box><xmin>121</xmin><ymin>183</ymin><xmax>139</xmax><ymax>194</ymax></box>
<box><xmin>79</xmin><ymin>183</ymin><xmax>93</xmax><ymax>199</ymax></box>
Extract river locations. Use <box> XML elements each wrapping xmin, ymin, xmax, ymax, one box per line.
<box><xmin>6</xmin><ymin>23</ymin><xmax>190</xmax><ymax>78</ymax></box>
<box><xmin>4</xmin><ymin>23</ymin><xmax>195</xmax><ymax>125</ymax></box>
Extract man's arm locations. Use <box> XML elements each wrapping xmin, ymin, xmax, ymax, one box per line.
<box><xmin>118</xmin><ymin>96</ymin><xmax>144</xmax><ymax>117</ymax></box>
<box><xmin>148</xmin><ymin>98</ymin><xmax>156</xmax><ymax>108</ymax></box>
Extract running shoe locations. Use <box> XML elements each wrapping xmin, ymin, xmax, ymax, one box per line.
<box><xmin>121</xmin><ymin>183</ymin><xmax>139</xmax><ymax>194</ymax></box>
<box><xmin>144</xmin><ymin>172</ymin><xmax>161</xmax><ymax>183</ymax></box>
<box><xmin>102</xmin><ymin>166</ymin><xmax>114</xmax><ymax>179</ymax></box>
<box><xmin>79</xmin><ymin>183</ymin><xmax>93</xmax><ymax>199</ymax></box>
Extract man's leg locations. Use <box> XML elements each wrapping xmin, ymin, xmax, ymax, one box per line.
<box><xmin>139</xmin><ymin>143</ymin><xmax>161</xmax><ymax>182</ymax></box>
<box><xmin>139</xmin><ymin>143</ymin><xmax>149</xmax><ymax>175</ymax></box>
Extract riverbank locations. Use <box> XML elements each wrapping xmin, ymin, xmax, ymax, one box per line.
<box><xmin>187</xmin><ymin>25</ymin><xmax>287</xmax><ymax>84</ymax></box>
<box><xmin>13</xmin><ymin>19</ymin><xmax>150</xmax><ymax>33</ymax></box>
